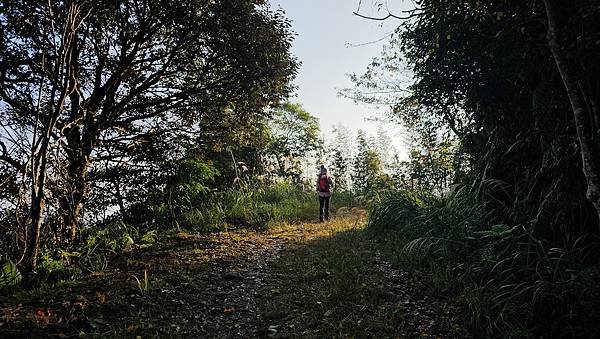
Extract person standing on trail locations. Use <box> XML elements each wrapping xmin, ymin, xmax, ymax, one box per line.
<box><xmin>316</xmin><ymin>165</ymin><xmax>335</xmax><ymax>222</ymax></box>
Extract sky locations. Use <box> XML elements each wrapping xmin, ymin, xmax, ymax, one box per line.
<box><xmin>268</xmin><ymin>0</ymin><xmax>415</xmax><ymax>158</ymax></box>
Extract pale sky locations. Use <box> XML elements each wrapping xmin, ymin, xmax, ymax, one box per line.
<box><xmin>268</xmin><ymin>0</ymin><xmax>415</xmax><ymax>158</ymax></box>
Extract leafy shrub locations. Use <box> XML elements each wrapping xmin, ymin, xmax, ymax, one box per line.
<box><xmin>33</xmin><ymin>250</ymin><xmax>82</xmax><ymax>284</ymax></box>
<box><xmin>76</xmin><ymin>221</ymin><xmax>137</xmax><ymax>273</ymax></box>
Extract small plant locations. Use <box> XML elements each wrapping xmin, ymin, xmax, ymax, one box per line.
<box><xmin>0</xmin><ymin>258</ymin><xmax>22</xmax><ymax>290</ymax></box>
<box><xmin>141</xmin><ymin>230</ymin><xmax>157</xmax><ymax>243</ymax></box>
<box><xmin>133</xmin><ymin>269</ymin><xmax>149</xmax><ymax>294</ymax></box>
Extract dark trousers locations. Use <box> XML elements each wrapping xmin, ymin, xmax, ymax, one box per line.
<box><xmin>319</xmin><ymin>196</ymin><xmax>330</xmax><ymax>220</ymax></box>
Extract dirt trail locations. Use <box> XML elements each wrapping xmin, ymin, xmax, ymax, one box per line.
<box><xmin>1</xmin><ymin>220</ymin><xmax>463</xmax><ymax>338</ymax></box>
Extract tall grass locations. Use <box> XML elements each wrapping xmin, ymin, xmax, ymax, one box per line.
<box><xmin>368</xmin><ymin>181</ymin><xmax>600</xmax><ymax>338</ymax></box>
<box><xmin>178</xmin><ymin>182</ymin><xmax>358</xmax><ymax>231</ymax></box>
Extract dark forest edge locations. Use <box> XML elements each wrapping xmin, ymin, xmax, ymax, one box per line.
<box><xmin>348</xmin><ymin>0</ymin><xmax>600</xmax><ymax>337</ymax></box>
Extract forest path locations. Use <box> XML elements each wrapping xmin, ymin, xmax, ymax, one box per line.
<box><xmin>1</xmin><ymin>215</ymin><xmax>464</xmax><ymax>337</ymax></box>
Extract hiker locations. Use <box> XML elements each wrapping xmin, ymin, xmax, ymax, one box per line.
<box><xmin>316</xmin><ymin>165</ymin><xmax>335</xmax><ymax>222</ymax></box>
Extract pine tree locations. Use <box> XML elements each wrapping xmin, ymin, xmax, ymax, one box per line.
<box><xmin>352</xmin><ymin>130</ymin><xmax>382</xmax><ymax>193</ymax></box>
<box><xmin>329</xmin><ymin>124</ymin><xmax>353</xmax><ymax>190</ymax></box>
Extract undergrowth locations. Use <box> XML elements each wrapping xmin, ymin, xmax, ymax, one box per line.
<box><xmin>129</xmin><ymin>182</ymin><xmax>359</xmax><ymax>232</ymax></box>
<box><xmin>3</xmin><ymin>183</ymin><xmax>358</xmax><ymax>295</ymax></box>
<box><xmin>368</xmin><ymin>182</ymin><xmax>600</xmax><ymax>338</ymax></box>
<box><xmin>178</xmin><ymin>183</ymin><xmax>317</xmax><ymax>231</ymax></box>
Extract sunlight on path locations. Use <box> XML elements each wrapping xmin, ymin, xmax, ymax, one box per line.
<box><xmin>257</xmin><ymin>216</ymin><xmax>464</xmax><ymax>338</ymax></box>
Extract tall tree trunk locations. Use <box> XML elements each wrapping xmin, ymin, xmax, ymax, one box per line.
<box><xmin>59</xmin><ymin>163</ymin><xmax>88</xmax><ymax>242</ymax></box>
<box><xmin>24</xmin><ymin>181</ymin><xmax>46</xmax><ymax>273</ymax></box>
<box><xmin>543</xmin><ymin>0</ymin><xmax>600</xmax><ymax>226</ymax></box>
<box><xmin>21</xmin><ymin>1</ymin><xmax>92</xmax><ymax>272</ymax></box>
<box><xmin>60</xmin><ymin>22</ymin><xmax>93</xmax><ymax>243</ymax></box>
<box><xmin>60</xmin><ymin>120</ymin><xmax>92</xmax><ymax>243</ymax></box>
<box><xmin>23</xmin><ymin>129</ymin><xmax>52</xmax><ymax>273</ymax></box>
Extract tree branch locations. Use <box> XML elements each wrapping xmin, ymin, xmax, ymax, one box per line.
<box><xmin>0</xmin><ymin>141</ymin><xmax>25</xmax><ymax>173</ymax></box>
<box><xmin>352</xmin><ymin>11</ymin><xmax>417</xmax><ymax>21</ymax></box>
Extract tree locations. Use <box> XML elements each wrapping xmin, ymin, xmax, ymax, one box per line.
<box><xmin>0</xmin><ymin>0</ymin><xmax>298</xmax><ymax>271</ymax></box>
<box><xmin>330</xmin><ymin>149</ymin><xmax>349</xmax><ymax>191</ymax></box>
<box><xmin>328</xmin><ymin>124</ymin><xmax>353</xmax><ymax>190</ymax></box>
<box><xmin>267</xmin><ymin>102</ymin><xmax>320</xmax><ymax>183</ymax></box>
<box><xmin>375</xmin><ymin>126</ymin><xmax>394</xmax><ymax>168</ymax></box>
<box><xmin>352</xmin><ymin>129</ymin><xmax>383</xmax><ymax>193</ymax></box>
<box><xmin>351</xmin><ymin>0</ymin><xmax>600</xmax><ymax>335</ymax></box>
<box><xmin>349</xmin><ymin>0</ymin><xmax>599</xmax><ymax>230</ymax></box>
<box><xmin>542</xmin><ymin>0</ymin><xmax>600</xmax><ymax>226</ymax></box>
<box><xmin>398</xmin><ymin>127</ymin><xmax>456</xmax><ymax>193</ymax></box>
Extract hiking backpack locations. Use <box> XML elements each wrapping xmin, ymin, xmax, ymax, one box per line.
<box><xmin>318</xmin><ymin>175</ymin><xmax>330</xmax><ymax>192</ymax></box>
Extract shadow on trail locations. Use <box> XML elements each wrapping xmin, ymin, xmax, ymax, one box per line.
<box><xmin>255</xmin><ymin>221</ymin><xmax>466</xmax><ymax>338</ymax></box>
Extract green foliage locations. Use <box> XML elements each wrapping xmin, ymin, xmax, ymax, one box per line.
<box><xmin>401</xmin><ymin>131</ymin><xmax>458</xmax><ymax>194</ymax></box>
<box><xmin>0</xmin><ymin>259</ymin><xmax>21</xmax><ymax>290</ymax></box>
<box><xmin>18</xmin><ymin>222</ymin><xmax>140</xmax><ymax>286</ymax></box>
<box><xmin>178</xmin><ymin>183</ymin><xmax>326</xmax><ymax>231</ymax></box>
<box><xmin>368</xmin><ymin>182</ymin><xmax>600</xmax><ymax>338</ymax></box>
<box><xmin>349</xmin><ymin>1</ymin><xmax>600</xmax><ymax>336</ymax></box>
<box><xmin>75</xmin><ymin>221</ymin><xmax>137</xmax><ymax>273</ymax></box>
<box><xmin>267</xmin><ymin>102</ymin><xmax>321</xmax><ymax>182</ymax></box>
<box><xmin>32</xmin><ymin>250</ymin><xmax>83</xmax><ymax>284</ymax></box>
<box><xmin>330</xmin><ymin>190</ymin><xmax>361</xmax><ymax>209</ymax></box>
<box><xmin>83</xmin><ymin>221</ymin><xmax>137</xmax><ymax>254</ymax></box>
<box><xmin>133</xmin><ymin>270</ymin><xmax>150</xmax><ymax>294</ymax></box>
<box><xmin>141</xmin><ymin>230</ymin><xmax>158</xmax><ymax>244</ymax></box>
<box><xmin>352</xmin><ymin>130</ymin><xmax>386</xmax><ymax>194</ymax></box>
<box><xmin>326</xmin><ymin>124</ymin><xmax>353</xmax><ymax>191</ymax></box>
<box><xmin>368</xmin><ymin>190</ymin><xmax>423</xmax><ymax>233</ymax></box>
<box><xmin>1</xmin><ymin>0</ymin><xmax>299</xmax><ymax>272</ymax></box>
<box><xmin>330</xmin><ymin>149</ymin><xmax>349</xmax><ymax>190</ymax></box>
<box><xmin>171</xmin><ymin>156</ymin><xmax>219</xmax><ymax>205</ymax></box>
<box><xmin>28</xmin><ymin>220</ymin><xmax>159</xmax><ymax>287</ymax></box>
<box><xmin>271</xmin><ymin>103</ymin><xmax>321</xmax><ymax>156</ymax></box>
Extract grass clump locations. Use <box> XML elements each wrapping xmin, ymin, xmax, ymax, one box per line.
<box><xmin>368</xmin><ymin>182</ymin><xmax>600</xmax><ymax>338</ymax></box>
<box><xmin>178</xmin><ymin>183</ymin><xmax>357</xmax><ymax>231</ymax></box>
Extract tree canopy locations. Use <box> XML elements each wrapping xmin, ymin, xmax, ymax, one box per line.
<box><xmin>268</xmin><ymin>102</ymin><xmax>320</xmax><ymax>182</ymax></box>
<box><xmin>349</xmin><ymin>0</ymin><xmax>600</xmax><ymax>233</ymax></box>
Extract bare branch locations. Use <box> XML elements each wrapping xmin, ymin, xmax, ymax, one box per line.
<box><xmin>353</xmin><ymin>2</ymin><xmax>423</xmax><ymax>21</ymax></box>
<box><xmin>353</xmin><ymin>11</ymin><xmax>408</xmax><ymax>21</ymax></box>
<box><xmin>0</xmin><ymin>140</ymin><xmax>25</xmax><ymax>173</ymax></box>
